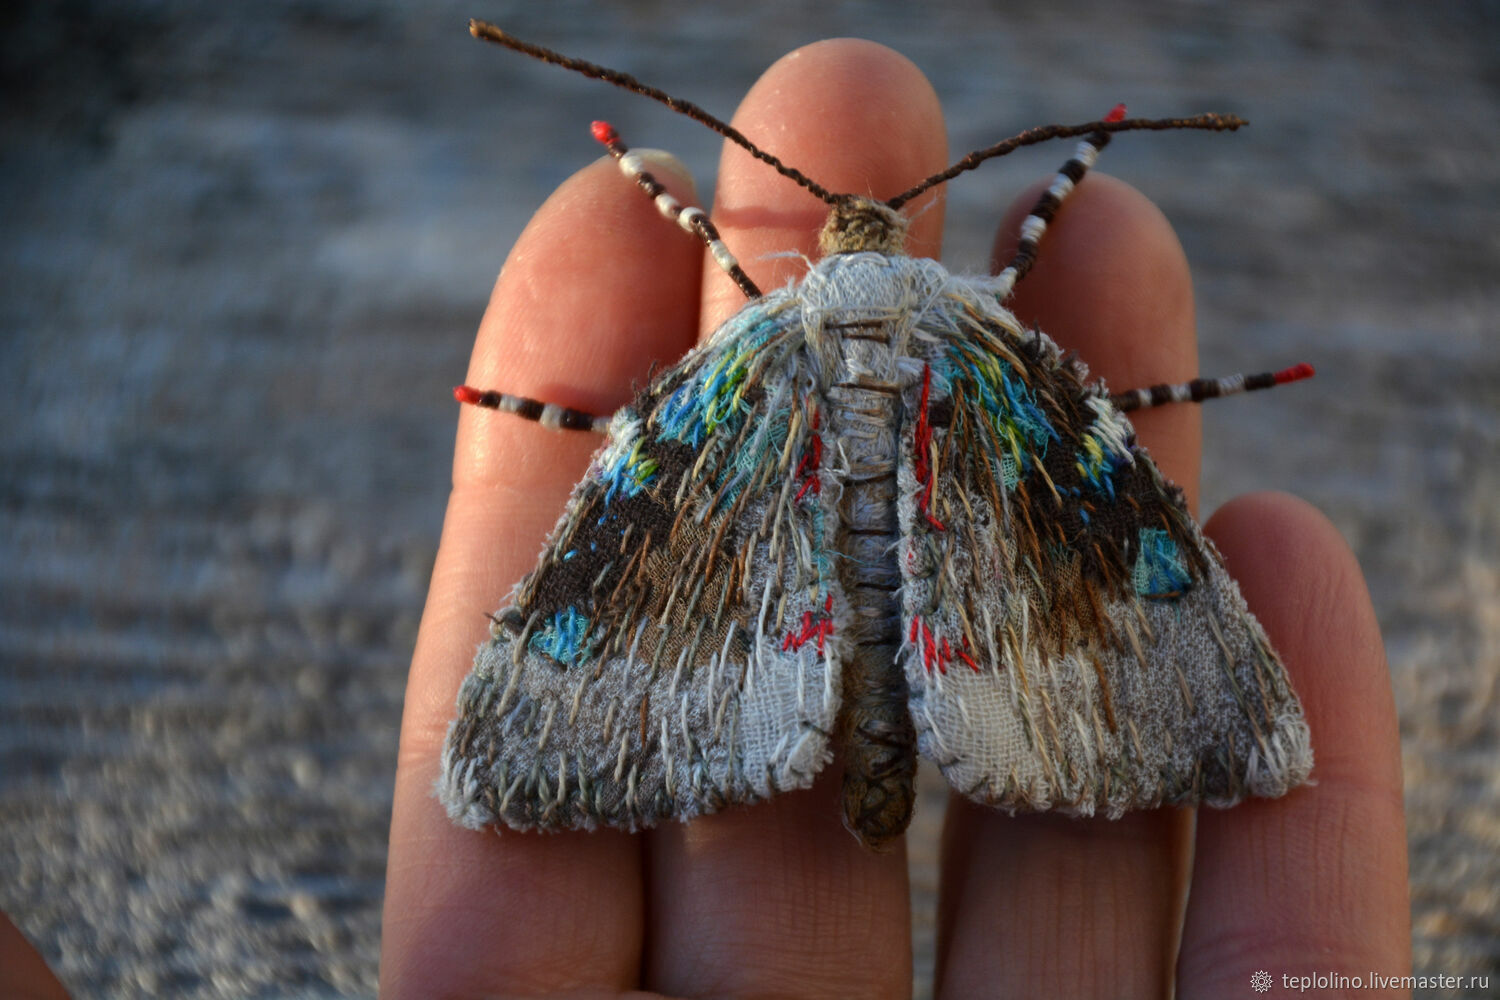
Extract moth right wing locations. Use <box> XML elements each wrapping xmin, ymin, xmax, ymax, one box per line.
<box><xmin>898</xmin><ymin>293</ymin><xmax>1313</xmax><ymax>816</ymax></box>
<box><xmin>439</xmin><ymin>298</ymin><xmax>847</xmax><ymax>833</ymax></box>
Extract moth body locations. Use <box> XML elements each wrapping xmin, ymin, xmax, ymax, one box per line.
<box><xmin>809</xmin><ymin>242</ymin><xmax>924</xmax><ymax>849</ymax></box>
<box><xmin>440</xmin><ymin>246</ymin><xmax>1313</xmax><ymax>848</ymax></box>
<box><xmin>441</xmin><ymin>26</ymin><xmax>1313</xmax><ymax>848</ymax></box>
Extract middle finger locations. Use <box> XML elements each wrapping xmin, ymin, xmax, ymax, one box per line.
<box><xmin>642</xmin><ymin>39</ymin><xmax>947</xmax><ymax>1000</ymax></box>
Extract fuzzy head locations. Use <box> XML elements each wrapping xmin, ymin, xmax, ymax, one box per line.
<box><xmin>818</xmin><ymin>198</ymin><xmax>909</xmax><ymax>257</ymax></box>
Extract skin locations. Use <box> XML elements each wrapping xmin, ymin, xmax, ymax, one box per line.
<box><xmin>381</xmin><ymin>39</ymin><xmax>1410</xmax><ymax>1000</ymax></box>
<box><xmin>0</xmin><ymin>912</ymin><xmax>70</xmax><ymax>1000</ymax></box>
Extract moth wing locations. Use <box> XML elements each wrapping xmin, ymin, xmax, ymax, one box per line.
<box><xmin>440</xmin><ymin>302</ymin><xmax>846</xmax><ymax>832</ymax></box>
<box><xmin>898</xmin><ymin>294</ymin><xmax>1312</xmax><ymax>815</ymax></box>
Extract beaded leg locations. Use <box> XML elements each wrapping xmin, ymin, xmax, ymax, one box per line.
<box><xmin>452</xmin><ymin>386</ymin><xmax>612</xmax><ymax>433</ymax></box>
<box><xmin>591</xmin><ymin>121</ymin><xmax>762</xmax><ymax>300</ymax></box>
<box><xmin>1110</xmin><ymin>364</ymin><xmax>1315</xmax><ymax>412</ymax></box>
<box><xmin>994</xmin><ymin>104</ymin><xmax>1127</xmax><ymax>300</ymax></box>
<box><xmin>458</xmin><ymin>121</ymin><xmax>741</xmax><ymax>433</ymax></box>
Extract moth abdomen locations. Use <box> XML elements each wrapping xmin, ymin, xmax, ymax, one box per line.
<box><xmin>838</xmin><ymin>637</ymin><xmax>918</xmax><ymax>851</ymax></box>
<box><xmin>819</xmin><ymin>291</ymin><xmax>921</xmax><ymax>848</ymax></box>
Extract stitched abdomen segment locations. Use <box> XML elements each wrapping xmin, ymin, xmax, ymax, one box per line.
<box><xmin>826</xmin><ymin>320</ymin><xmax>917</xmax><ymax>850</ymax></box>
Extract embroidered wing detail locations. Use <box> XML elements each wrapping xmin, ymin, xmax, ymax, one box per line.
<box><xmin>898</xmin><ymin>289</ymin><xmax>1313</xmax><ymax>816</ymax></box>
<box><xmin>440</xmin><ymin>300</ymin><xmax>845</xmax><ymax>832</ymax></box>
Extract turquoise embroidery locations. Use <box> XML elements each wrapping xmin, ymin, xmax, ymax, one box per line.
<box><xmin>529</xmin><ymin>607</ymin><xmax>595</xmax><ymax>665</ymax></box>
<box><xmin>655</xmin><ymin>317</ymin><xmax>777</xmax><ymax>446</ymax></box>
<box><xmin>1075</xmin><ymin>397</ymin><xmax>1134</xmax><ymax>498</ymax></box>
<box><xmin>1133</xmin><ymin>528</ymin><xmax>1192</xmax><ymax>597</ymax></box>
<box><xmin>949</xmin><ymin>345</ymin><xmax>1057</xmax><ymax>489</ymax></box>
<box><xmin>599</xmin><ymin>436</ymin><xmax>659</xmax><ymax>501</ymax></box>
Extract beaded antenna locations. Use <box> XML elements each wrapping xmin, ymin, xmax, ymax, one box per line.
<box><xmin>440</xmin><ymin>21</ymin><xmax>1316</xmax><ymax>850</ymax></box>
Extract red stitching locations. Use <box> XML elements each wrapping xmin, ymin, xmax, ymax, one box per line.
<box><xmin>913</xmin><ymin>366</ymin><xmax>946</xmax><ymax>531</ymax></box>
<box><xmin>911</xmin><ymin>615</ymin><xmax>981</xmax><ymax>674</ymax></box>
<box><xmin>782</xmin><ymin>594</ymin><xmax>835</xmax><ymax>652</ymax></box>
<box><xmin>794</xmin><ymin>409</ymin><xmax>823</xmax><ymax>501</ymax></box>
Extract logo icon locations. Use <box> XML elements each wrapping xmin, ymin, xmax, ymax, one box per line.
<box><xmin>1250</xmin><ymin>969</ymin><xmax>1274</xmax><ymax>993</ymax></box>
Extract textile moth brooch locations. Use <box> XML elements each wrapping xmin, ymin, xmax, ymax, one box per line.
<box><xmin>440</xmin><ymin>22</ymin><xmax>1316</xmax><ymax>850</ymax></box>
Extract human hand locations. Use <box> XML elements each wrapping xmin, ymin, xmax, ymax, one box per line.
<box><xmin>380</xmin><ymin>40</ymin><xmax>1410</xmax><ymax>998</ymax></box>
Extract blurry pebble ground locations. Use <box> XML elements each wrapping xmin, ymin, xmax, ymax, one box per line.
<box><xmin>1</xmin><ymin>1</ymin><xmax>1496</xmax><ymax>996</ymax></box>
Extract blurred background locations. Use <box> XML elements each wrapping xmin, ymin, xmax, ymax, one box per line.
<box><xmin>2</xmin><ymin>1</ymin><xmax>1495</xmax><ymax>996</ymax></box>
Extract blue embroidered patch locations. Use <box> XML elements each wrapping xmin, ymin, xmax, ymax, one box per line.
<box><xmin>528</xmin><ymin>606</ymin><xmax>595</xmax><ymax>665</ymax></box>
<box><xmin>1133</xmin><ymin>527</ymin><xmax>1192</xmax><ymax>597</ymax></box>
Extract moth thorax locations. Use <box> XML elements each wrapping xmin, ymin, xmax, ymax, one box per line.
<box><xmin>818</xmin><ymin>198</ymin><xmax>908</xmax><ymax>257</ymax></box>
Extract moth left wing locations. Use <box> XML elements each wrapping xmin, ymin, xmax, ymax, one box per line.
<box><xmin>898</xmin><ymin>293</ymin><xmax>1313</xmax><ymax>816</ymax></box>
<box><xmin>440</xmin><ymin>300</ymin><xmax>846</xmax><ymax>832</ymax></box>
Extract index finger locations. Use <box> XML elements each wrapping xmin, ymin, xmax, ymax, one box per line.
<box><xmin>380</xmin><ymin>151</ymin><xmax>705</xmax><ymax>997</ymax></box>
